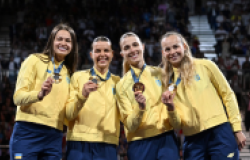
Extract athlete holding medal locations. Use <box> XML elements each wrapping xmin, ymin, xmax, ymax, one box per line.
<box><xmin>9</xmin><ymin>23</ymin><xmax>78</xmax><ymax>160</ymax></box>
<box><xmin>116</xmin><ymin>32</ymin><xmax>179</xmax><ymax>160</ymax></box>
<box><xmin>161</xmin><ymin>31</ymin><xmax>246</xmax><ymax>160</ymax></box>
<box><xmin>65</xmin><ymin>36</ymin><xmax>120</xmax><ymax>160</ymax></box>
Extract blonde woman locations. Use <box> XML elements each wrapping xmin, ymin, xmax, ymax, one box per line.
<box><xmin>116</xmin><ymin>32</ymin><xmax>179</xmax><ymax>160</ymax></box>
<box><xmin>161</xmin><ymin>31</ymin><xmax>246</xmax><ymax>160</ymax></box>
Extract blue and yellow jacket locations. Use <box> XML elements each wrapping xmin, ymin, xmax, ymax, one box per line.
<box><xmin>116</xmin><ymin>65</ymin><xmax>173</xmax><ymax>142</ymax></box>
<box><xmin>168</xmin><ymin>59</ymin><xmax>242</xmax><ymax>136</ymax></box>
<box><xmin>65</xmin><ymin>68</ymin><xmax>121</xmax><ymax>145</ymax></box>
<box><xmin>14</xmin><ymin>53</ymin><xmax>71</xmax><ymax>131</ymax></box>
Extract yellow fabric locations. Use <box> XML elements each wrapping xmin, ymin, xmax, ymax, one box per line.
<box><xmin>65</xmin><ymin>69</ymin><xmax>120</xmax><ymax>145</ymax></box>
<box><xmin>14</xmin><ymin>53</ymin><xmax>70</xmax><ymax>131</ymax></box>
<box><xmin>93</xmin><ymin>67</ymin><xmax>108</xmax><ymax>79</ymax></box>
<box><xmin>116</xmin><ymin>65</ymin><xmax>173</xmax><ymax>142</ymax></box>
<box><xmin>168</xmin><ymin>59</ymin><xmax>242</xmax><ymax>136</ymax></box>
<box><xmin>130</xmin><ymin>65</ymin><xmax>143</xmax><ymax>77</ymax></box>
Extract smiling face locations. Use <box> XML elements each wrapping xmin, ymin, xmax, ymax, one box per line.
<box><xmin>90</xmin><ymin>41</ymin><xmax>113</xmax><ymax>72</ymax></box>
<box><xmin>120</xmin><ymin>36</ymin><xmax>144</xmax><ymax>68</ymax></box>
<box><xmin>53</xmin><ymin>30</ymin><xmax>72</xmax><ymax>62</ymax></box>
<box><xmin>161</xmin><ymin>35</ymin><xmax>186</xmax><ymax>68</ymax></box>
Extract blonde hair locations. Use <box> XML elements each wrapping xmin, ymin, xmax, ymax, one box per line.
<box><xmin>119</xmin><ymin>32</ymin><xmax>143</xmax><ymax>75</ymax></box>
<box><xmin>160</xmin><ymin>31</ymin><xmax>195</xmax><ymax>87</ymax></box>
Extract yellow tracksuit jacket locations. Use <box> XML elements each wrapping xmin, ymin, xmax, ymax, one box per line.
<box><xmin>116</xmin><ymin>65</ymin><xmax>173</xmax><ymax>142</ymax></box>
<box><xmin>14</xmin><ymin>53</ymin><xmax>71</xmax><ymax>131</ymax></box>
<box><xmin>168</xmin><ymin>59</ymin><xmax>242</xmax><ymax>136</ymax></box>
<box><xmin>65</xmin><ymin>68</ymin><xmax>120</xmax><ymax>145</ymax></box>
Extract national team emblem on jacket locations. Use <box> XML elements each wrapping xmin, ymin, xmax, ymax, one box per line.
<box><xmin>155</xmin><ymin>77</ymin><xmax>162</xmax><ymax>86</ymax></box>
<box><xmin>195</xmin><ymin>74</ymin><xmax>200</xmax><ymax>81</ymax></box>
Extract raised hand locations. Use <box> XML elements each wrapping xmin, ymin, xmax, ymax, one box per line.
<box><xmin>161</xmin><ymin>90</ymin><xmax>175</xmax><ymax>111</ymax></box>
<box><xmin>82</xmin><ymin>81</ymin><xmax>98</xmax><ymax>97</ymax></box>
<box><xmin>134</xmin><ymin>91</ymin><xmax>146</xmax><ymax>110</ymax></box>
<box><xmin>38</xmin><ymin>77</ymin><xmax>53</xmax><ymax>100</ymax></box>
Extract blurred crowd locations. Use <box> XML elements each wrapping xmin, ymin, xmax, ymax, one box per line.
<box><xmin>0</xmin><ymin>0</ymin><xmax>249</xmax><ymax>160</ymax></box>
<box><xmin>206</xmin><ymin>0</ymin><xmax>250</xmax><ymax>57</ymax></box>
<box><xmin>6</xmin><ymin>0</ymin><xmax>192</xmax><ymax>75</ymax></box>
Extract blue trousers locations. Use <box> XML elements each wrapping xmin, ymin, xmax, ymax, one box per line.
<box><xmin>66</xmin><ymin>141</ymin><xmax>117</xmax><ymax>160</ymax></box>
<box><xmin>127</xmin><ymin>131</ymin><xmax>179</xmax><ymax>160</ymax></box>
<box><xmin>183</xmin><ymin>122</ymin><xmax>239</xmax><ymax>160</ymax></box>
<box><xmin>9</xmin><ymin>121</ymin><xmax>63</xmax><ymax>160</ymax></box>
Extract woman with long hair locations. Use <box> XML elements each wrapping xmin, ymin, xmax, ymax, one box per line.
<box><xmin>9</xmin><ymin>23</ymin><xmax>78</xmax><ymax>160</ymax></box>
<box><xmin>161</xmin><ymin>31</ymin><xmax>246</xmax><ymax>160</ymax></box>
<box><xmin>116</xmin><ymin>32</ymin><xmax>179</xmax><ymax>160</ymax></box>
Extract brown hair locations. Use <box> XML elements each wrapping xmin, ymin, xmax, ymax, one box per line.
<box><xmin>160</xmin><ymin>31</ymin><xmax>195</xmax><ymax>86</ymax></box>
<box><xmin>119</xmin><ymin>32</ymin><xmax>143</xmax><ymax>75</ymax></box>
<box><xmin>42</xmin><ymin>23</ymin><xmax>78</xmax><ymax>76</ymax></box>
<box><xmin>91</xmin><ymin>36</ymin><xmax>112</xmax><ymax>50</ymax></box>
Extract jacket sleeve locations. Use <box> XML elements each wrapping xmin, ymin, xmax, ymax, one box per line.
<box><xmin>13</xmin><ymin>55</ymin><xmax>41</xmax><ymax>106</ymax></box>
<box><xmin>204</xmin><ymin>59</ymin><xmax>242</xmax><ymax>132</ymax></box>
<box><xmin>116</xmin><ymin>82</ymin><xmax>145</xmax><ymax>132</ymax></box>
<box><xmin>65</xmin><ymin>73</ymin><xmax>87</xmax><ymax>121</ymax></box>
<box><xmin>168</xmin><ymin>108</ymin><xmax>182</xmax><ymax>130</ymax></box>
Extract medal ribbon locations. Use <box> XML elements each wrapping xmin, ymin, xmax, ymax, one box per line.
<box><xmin>169</xmin><ymin>74</ymin><xmax>181</xmax><ymax>86</ymax></box>
<box><xmin>130</xmin><ymin>64</ymin><xmax>146</xmax><ymax>83</ymax></box>
<box><xmin>51</xmin><ymin>57</ymin><xmax>64</xmax><ymax>75</ymax></box>
<box><xmin>90</xmin><ymin>68</ymin><xmax>111</xmax><ymax>81</ymax></box>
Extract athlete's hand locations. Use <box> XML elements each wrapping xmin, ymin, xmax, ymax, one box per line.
<box><xmin>38</xmin><ymin>77</ymin><xmax>53</xmax><ymax>100</ymax></box>
<box><xmin>162</xmin><ymin>90</ymin><xmax>175</xmax><ymax>111</ymax></box>
<box><xmin>134</xmin><ymin>91</ymin><xmax>146</xmax><ymax>110</ymax></box>
<box><xmin>235</xmin><ymin>131</ymin><xmax>246</xmax><ymax>151</ymax></box>
<box><xmin>82</xmin><ymin>81</ymin><xmax>98</xmax><ymax>97</ymax></box>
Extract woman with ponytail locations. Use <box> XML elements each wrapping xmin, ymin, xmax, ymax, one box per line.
<box><xmin>65</xmin><ymin>36</ymin><xmax>120</xmax><ymax>160</ymax></box>
<box><xmin>9</xmin><ymin>23</ymin><xmax>78</xmax><ymax>160</ymax></box>
<box><xmin>116</xmin><ymin>32</ymin><xmax>179</xmax><ymax>160</ymax></box>
<box><xmin>161</xmin><ymin>31</ymin><xmax>246</xmax><ymax>160</ymax></box>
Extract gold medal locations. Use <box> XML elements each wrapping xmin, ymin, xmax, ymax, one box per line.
<box><xmin>133</xmin><ymin>82</ymin><xmax>145</xmax><ymax>93</ymax></box>
<box><xmin>52</xmin><ymin>73</ymin><xmax>62</xmax><ymax>84</ymax></box>
<box><xmin>89</xmin><ymin>76</ymin><xmax>101</xmax><ymax>84</ymax></box>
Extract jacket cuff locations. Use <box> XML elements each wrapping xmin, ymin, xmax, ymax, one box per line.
<box><xmin>77</xmin><ymin>93</ymin><xmax>87</xmax><ymax>103</ymax></box>
<box><xmin>168</xmin><ymin>109</ymin><xmax>178</xmax><ymax>118</ymax></box>
<box><xmin>134</xmin><ymin>104</ymin><xmax>145</xmax><ymax>118</ymax></box>
<box><xmin>231</xmin><ymin>122</ymin><xmax>242</xmax><ymax>132</ymax></box>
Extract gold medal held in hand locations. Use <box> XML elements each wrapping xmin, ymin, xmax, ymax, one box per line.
<box><xmin>133</xmin><ymin>82</ymin><xmax>145</xmax><ymax>93</ymax></box>
<box><xmin>89</xmin><ymin>76</ymin><xmax>101</xmax><ymax>84</ymax></box>
<box><xmin>52</xmin><ymin>73</ymin><xmax>62</xmax><ymax>84</ymax></box>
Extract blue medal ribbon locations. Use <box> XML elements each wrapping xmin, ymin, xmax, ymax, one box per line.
<box><xmin>169</xmin><ymin>74</ymin><xmax>181</xmax><ymax>87</ymax></box>
<box><xmin>90</xmin><ymin>68</ymin><xmax>111</xmax><ymax>81</ymax></box>
<box><xmin>51</xmin><ymin>57</ymin><xmax>64</xmax><ymax>75</ymax></box>
<box><xmin>130</xmin><ymin>64</ymin><xmax>146</xmax><ymax>83</ymax></box>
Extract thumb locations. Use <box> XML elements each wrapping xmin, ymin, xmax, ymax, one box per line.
<box><xmin>47</xmin><ymin>76</ymin><xmax>54</xmax><ymax>84</ymax></box>
<box><xmin>170</xmin><ymin>92</ymin><xmax>175</xmax><ymax>100</ymax></box>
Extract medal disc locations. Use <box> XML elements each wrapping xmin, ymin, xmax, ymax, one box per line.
<box><xmin>52</xmin><ymin>73</ymin><xmax>62</xmax><ymax>84</ymax></box>
<box><xmin>132</xmin><ymin>82</ymin><xmax>145</xmax><ymax>93</ymax></box>
<box><xmin>168</xmin><ymin>84</ymin><xmax>177</xmax><ymax>93</ymax></box>
<box><xmin>89</xmin><ymin>76</ymin><xmax>100</xmax><ymax>84</ymax></box>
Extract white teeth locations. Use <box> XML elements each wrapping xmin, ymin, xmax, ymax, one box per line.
<box><xmin>131</xmin><ymin>54</ymin><xmax>137</xmax><ymax>58</ymax></box>
<box><xmin>98</xmin><ymin>58</ymin><xmax>107</xmax><ymax>61</ymax></box>
<box><xmin>59</xmin><ymin>47</ymin><xmax>67</xmax><ymax>50</ymax></box>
